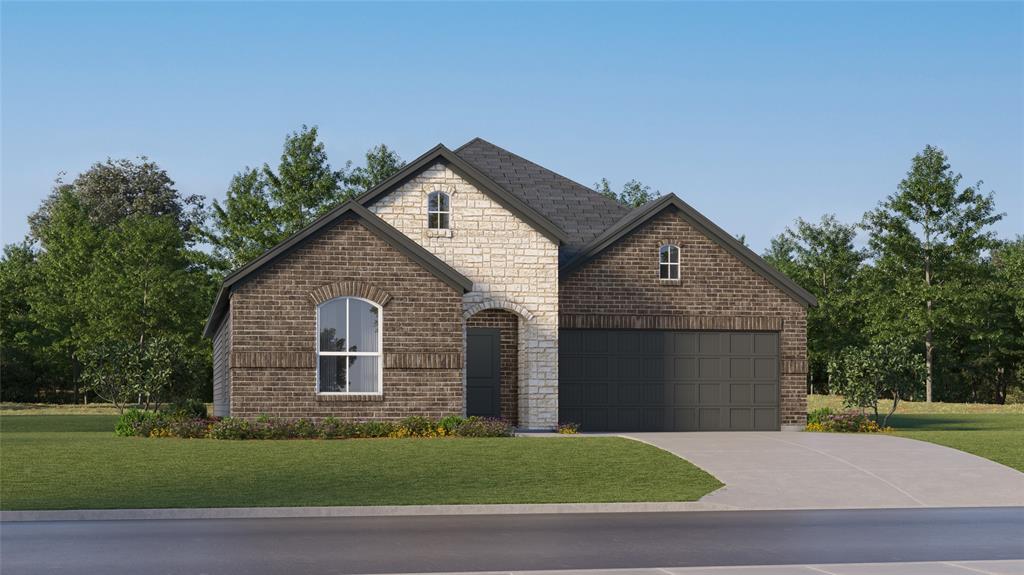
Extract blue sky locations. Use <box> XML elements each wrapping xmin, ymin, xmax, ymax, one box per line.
<box><xmin>2</xmin><ymin>1</ymin><xmax>1021</xmax><ymax>252</ymax></box>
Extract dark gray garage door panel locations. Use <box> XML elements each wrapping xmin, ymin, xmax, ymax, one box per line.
<box><xmin>559</xmin><ymin>330</ymin><xmax>779</xmax><ymax>431</ymax></box>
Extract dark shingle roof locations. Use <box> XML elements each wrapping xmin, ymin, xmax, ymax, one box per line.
<box><xmin>454</xmin><ymin>138</ymin><xmax>631</xmax><ymax>262</ymax></box>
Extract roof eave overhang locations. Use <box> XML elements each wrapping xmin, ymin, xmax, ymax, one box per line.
<box><xmin>559</xmin><ymin>194</ymin><xmax>819</xmax><ymax>309</ymax></box>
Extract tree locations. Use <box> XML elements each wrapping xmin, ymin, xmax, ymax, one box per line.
<box><xmin>862</xmin><ymin>145</ymin><xmax>1002</xmax><ymax>401</ymax></box>
<box><xmin>29</xmin><ymin>158</ymin><xmax>204</xmax><ymax>245</ymax></box>
<box><xmin>828</xmin><ymin>340</ymin><xmax>926</xmax><ymax>427</ymax></box>
<box><xmin>594</xmin><ymin>178</ymin><xmax>660</xmax><ymax>208</ymax></box>
<box><xmin>81</xmin><ymin>336</ymin><xmax>178</xmax><ymax>413</ymax></box>
<box><xmin>15</xmin><ymin>159</ymin><xmax>214</xmax><ymax>404</ymax></box>
<box><xmin>347</xmin><ymin>144</ymin><xmax>405</xmax><ymax>194</ymax></box>
<box><xmin>763</xmin><ymin>215</ymin><xmax>867</xmax><ymax>391</ymax></box>
<box><xmin>206</xmin><ymin>127</ymin><xmax>405</xmax><ymax>270</ymax></box>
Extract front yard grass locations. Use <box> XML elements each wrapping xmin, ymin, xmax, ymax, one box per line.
<box><xmin>0</xmin><ymin>415</ymin><xmax>722</xmax><ymax>510</ymax></box>
<box><xmin>888</xmin><ymin>413</ymin><xmax>1024</xmax><ymax>473</ymax></box>
<box><xmin>807</xmin><ymin>394</ymin><xmax>1024</xmax><ymax>473</ymax></box>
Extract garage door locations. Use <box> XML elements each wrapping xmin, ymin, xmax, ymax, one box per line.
<box><xmin>559</xmin><ymin>330</ymin><xmax>779</xmax><ymax>431</ymax></box>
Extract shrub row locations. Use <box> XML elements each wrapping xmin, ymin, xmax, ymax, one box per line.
<box><xmin>806</xmin><ymin>407</ymin><xmax>889</xmax><ymax>433</ymax></box>
<box><xmin>116</xmin><ymin>409</ymin><xmax>513</xmax><ymax>440</ymax></box>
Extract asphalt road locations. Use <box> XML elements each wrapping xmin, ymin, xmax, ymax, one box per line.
<box><xmin>2</xmin><ymin>507</ymin><xmax>1022</xmax><ymax>575</ymax></box>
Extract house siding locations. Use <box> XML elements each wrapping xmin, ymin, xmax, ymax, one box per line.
<box><xmin>559</xmin><ymin>209</ymin><xmax>809</xmax><ymax>428</ymax></box>
<box><xmin>368</xmin><ymin>162</ymin><xmax>559</xmax><ymax>429</ymax></box>
<box><xmin>212</xmin><ymin>313</ymin><xmax>231</xmax><ymax>417</ymax></box>
<box><xmin>227</xmin><ymin>215</ymin><xmax>465</xmax><ymax>420</ymax></box>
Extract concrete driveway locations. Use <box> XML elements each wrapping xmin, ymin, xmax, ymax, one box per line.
<box><xmin>624</xmin><ymin>432</ymin><xmax>1024</xmax><ymax>510</ymax></box>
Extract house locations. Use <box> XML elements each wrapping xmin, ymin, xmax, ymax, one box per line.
<box><xmin>205</xmin><ymin>138</ymin><xmax>816</xmax><ymax>431</ymax></box>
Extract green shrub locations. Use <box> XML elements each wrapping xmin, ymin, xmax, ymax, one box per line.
<box><xmin>318</xmin><ymin>417</ymin><xmax>359</xmax><ymax>439</ymax></box>
<box><xmin>806</xmin><ymin>411</ymin><xmax>887</xmax><ymax>433</ymax></box>
<box><xmin>358</xmin><ymin>420</ymin><xmax>396</xmax><ymax>438</ymax></box>
<box><xmin>115</xmin><ymin>408</ymin><xmax>155</xmax><ymax>437</ymax></box>
<box><xmin>807</xmin><ymin>407</ymin><xmax>835</xmax><ymax>425</ymax></box>
<box><xmin>293</xmin><ymin>418</ymin><xmax>317</xmax><ymax>439</ymax></box>
<box><xmin>209</xmin><ymin>418</ymin><xmax>254</xmax><ymax>440</ymax></box>
<box><xmin>437</xmin><ymin>415</ymin><xmax>465</xmax><ymax>435</ymax></box>
<box><xmin>398</xmin><ymin>416</ymin><xmax>437</xmax><ymax>437</ymax></box>
<box><xmin>454</xmin><ymin>417</ymin><xmax>513</xmax><ymax>438</ymax></box>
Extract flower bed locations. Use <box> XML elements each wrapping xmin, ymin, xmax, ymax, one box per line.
<box><xmin>805</xmin><ymin>407</ymin><xmax>890</xmax><ymax>433</ymax></box>
<box><xmin>115</xmin><ymin>409</ymin><xmax>513</xmax><ymax>440</ymax></box>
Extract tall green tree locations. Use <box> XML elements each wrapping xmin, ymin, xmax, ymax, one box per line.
<box><xmin>206</xmin><ymin>127</ymin><xmax>405</xmax><ymax>270</ymax></box>
<box><xmin>763</xmin><ymin>215</ymin><xmax>867</xmax><ymax>391</ymax></box>
<box><xmin>862</xmin><ymin>145</ymin><xmax>1002</xmax><ymax>401</ymax></box>
<box><xmin>16</xmin><ymin>159</ymin><xmax>214</xmax><ymax>403</ymax></box>
<box><xmin>594</xmin><ymin>178</ymin><xmax>661</xmax><ymax>208</ymax></box>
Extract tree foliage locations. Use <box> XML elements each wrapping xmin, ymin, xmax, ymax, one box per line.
<box><xmin>862</xmin><ymin>145</ymin><xmax>1003</xmax><ymax>401</ymax></box>
<box><xmin>828</xmin><ymin>340</ymin><xmax>926</xmax><ymax>427</ymax></box>
<box><xmin>206</xmin><ymin>126</ymin><xmax>405</xmax><ymax>269</ymax></box>
<box><xmin>594</xmin><ymin>178</ymin><xmax>660</xmax><ymax>208</ymax></box>
<box><xmin>763</xmin><ymin>215</ymin><xmax>867</xmax><ymax>391</ymax></box>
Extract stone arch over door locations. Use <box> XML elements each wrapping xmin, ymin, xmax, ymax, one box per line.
<box><xmin>464</xmin><ymin>300</ymin><xmax>532</xmax><ymax>426</ymax></box>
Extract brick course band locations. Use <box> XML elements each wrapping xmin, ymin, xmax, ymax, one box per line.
<box><xmin>231</xmin><ymin>351</ymin><xmax>314</xmax><ymax>369</ymax></box>
<box><xmin>307</xmin><ymin>280</ymin><xmax>393</xmax><ymax>307</ymax></box>
<box><xmin>383</xmin><ymin>353</ymin><xmax>463</xmax><ymax>370</ymax></box>
<box><xmin>560</xmin><ymin>314</ymin><xmax>785</xmax><ymax>332</ymax></box>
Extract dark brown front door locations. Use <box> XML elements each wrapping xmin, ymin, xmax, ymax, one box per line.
<box><xmin>466</xmin><ymin>328</ymin><xmax>501</xmax><ymax>418</ymax></box>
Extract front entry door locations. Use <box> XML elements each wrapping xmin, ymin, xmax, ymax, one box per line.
<box><xmin>466</xmin><ymin>328</ymin><xmax>501</xmax><ymax>418</ymax></box>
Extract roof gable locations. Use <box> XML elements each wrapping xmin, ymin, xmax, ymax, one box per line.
<box><xmin>560</xmin><ymin>194</ymin><xmax>818</xmax><ymax>308</ymax></box>
<box><xmin>203</xmin><ymin>202</ymin><xmax>472</xmax><ymax>337</ymax></box>
<box><xmin>454</xmin><ymin>138</ymin><xmax>631</xmax><ymax>263</ymax></box>
<box><xmin>356</xmin><ymin>144</ymin><xmax>568</xmax><ymax>244</ymax></box>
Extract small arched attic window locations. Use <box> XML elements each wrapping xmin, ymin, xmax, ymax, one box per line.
<box><xmin>659</xmin><ymin>244</ymin><xmax>680</xmax><ymax>280</ymax></box>
<box><xmin>427</xmin><ymin>191</ymin><xmax>450</xmax><ymax>230</ymax></box>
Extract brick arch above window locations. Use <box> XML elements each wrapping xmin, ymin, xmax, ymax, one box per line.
<box><xmin>308</xmin><ymin>281</ymin><xmax>393</xmax><ymax>307</ymax></box>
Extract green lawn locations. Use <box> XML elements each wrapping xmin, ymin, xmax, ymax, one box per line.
<box><xmin>0</xmin><ymin>415</ymin><xmax>722</xmax><ymax>510</ymax></box>
<box><xmin>888</xmin><ymin>413</ymin><xmax>1024</xmax><ymax>473</ymax></box>
<box><xmin>807</xmin><ymin>395</ymin><xmax>1024</xmax><ymax>473</ymax></box>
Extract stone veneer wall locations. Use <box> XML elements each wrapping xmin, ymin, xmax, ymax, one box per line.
<box><xmin>465</xmin><ymin>308</ymin><xmax>519</xmax><ymax>425</ymax></box>
<box><xmin>559</xmin><ymin>209</ymin><xmax>809</xmax><ymax>428</ymax></box>
<box><xmin>368</xmin><ymin>162</ymin><xmax>559</xmax><ymax>429</ymax></box>
<box><xmin>227</xmin><ymin>215</ymin><xmax>465</xmax><ymax>420</ymax></box>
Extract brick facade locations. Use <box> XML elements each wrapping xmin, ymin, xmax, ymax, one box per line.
<box><xmin>559</xmin><ymin>209</ymin><xmax>809</xmax><ymax>428</ymax></box>
<box><xmin>368</xmin><ymin>162</ymin><xmax>559</xmax><ymax>429</ymax></box>
<box><xmin>465</xmin><ymin>308</ymin><xmax>520</xmax><ymax>425</ymax></box>
<box><xmin>226</xmin><ymin>215</ymin><xmax>465</xmax><ymax>420</ymax></box>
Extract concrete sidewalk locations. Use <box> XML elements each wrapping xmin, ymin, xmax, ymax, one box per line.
<box><xmin>361</xmin><ymin>561</ymin><xmax>1024</xmax><ymax>575</ymax></box>
<box><xmin>625</xmin><ymin>432</ymin><xmax>1024</xmax><ymax>509</ymax></box>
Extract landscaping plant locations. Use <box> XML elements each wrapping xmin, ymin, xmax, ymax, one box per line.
<box><xmin>828</xmin><ymin>340</ymin><xmax>926</xmax><ymax>427</ymax></box>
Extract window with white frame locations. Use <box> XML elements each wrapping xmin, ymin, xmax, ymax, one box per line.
<box><xmin>659</xmin><ymin>244</ymin><xmax>680</xmax><ymax>280</ymax></box>
<box><xmin>317</xmin><ymin>297</ymin><xmax>382</xmax><ymax>394</ymax></box>
<box><xmin>427</xmin><ymin>191</ymin><xmax>450</xmax><ymax>229</ymax></box>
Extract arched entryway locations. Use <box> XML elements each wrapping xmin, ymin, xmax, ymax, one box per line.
<box><xmin>465</xmin><ymin>308</ymin><xmax>521</xmax><ymax>426</ymax></box>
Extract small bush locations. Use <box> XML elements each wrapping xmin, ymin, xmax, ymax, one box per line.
<box><xmin>396</xmin><ymin>416</ymin><xmax>438</xmax><ymax>438</ymax></box>
<box><xmin>557</xmin><ymin>422</ymin><xmax>579</xmax><ymax>434</ymax></box>
<box><xmin>807</xmin><ymin>407</ymin><xmax>835</xmax><ymax>425</ymax></box>
<box><xmin>437</xmin><ymin>415</ymin><xmax>465</xmax><ymax>436</ymax></box>
<box><xmin>454</xmin><ymin>417</ymin><xmax>513</xmax><ymax>438</ymax></box>
<box><xmin>115</xmin><ymin>408</ymin><xmax>155</xmax><ymax>437</ymax></box>
<box><xmin>358</xmin><ymin>420</ymin><xmax>396</xmax><ymax>438</ymax></box>
<box><xmin>806</xmin><ymin>410</ymin><xmax>888</xmax><ymax>433</ymax></box>
<box><xmin>209</xmin><ymin>417</ymin><xmax>254</xmax><ymax>440</ymax></box>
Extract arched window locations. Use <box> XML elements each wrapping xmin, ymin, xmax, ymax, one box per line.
<box><xmin>317</xmin><ymin>297</ymin><xmax>382</xmax><ymax>394</ymax></box>
<box><xmin>427</xmin><ymin>191</ymin><xmax>450</xmax><ymax>229</ymax></box>
<box><xmin>659</xmin><ymin>244</ymin><xmax>680</xmax><ymax>280</ymax></box>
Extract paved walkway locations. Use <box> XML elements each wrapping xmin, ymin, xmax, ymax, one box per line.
<box><xmin>624</xmin><ymin>432</ymin><xmax>1024</xmax><ymax>509</ymax></box>
<box><xmin>358</xmin><ymin>561</ymin><xmax>1024</xmax><ymax>575</ymax></box>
